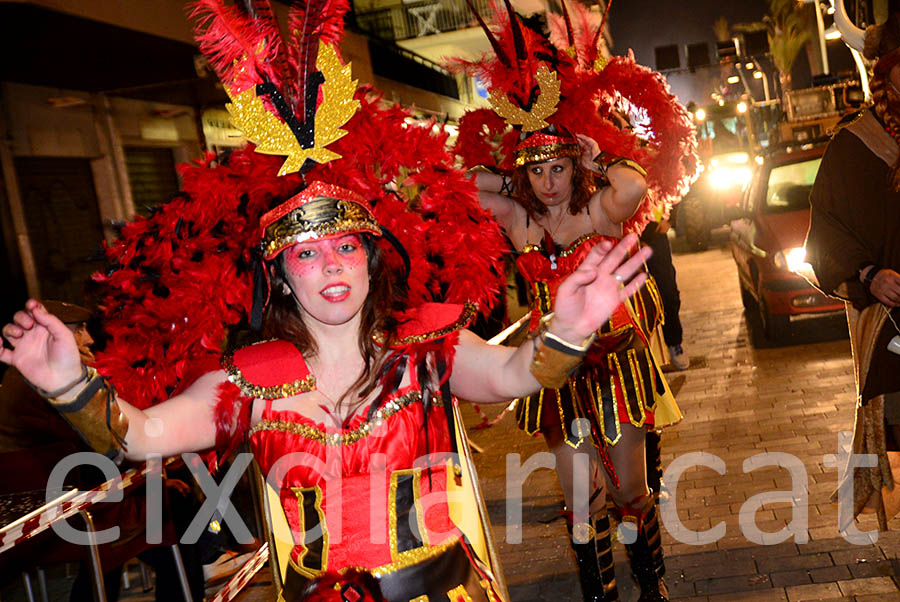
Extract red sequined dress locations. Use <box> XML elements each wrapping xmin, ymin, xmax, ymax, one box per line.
<box><xmin>514</xmin><ymin>233</ymin><xmax>666</xmax><ymax>449</ymax></box>
<box><xmin>219</xmin><ymin>303</ymin><xmax>500</xmax><ymax>601</ymax></box>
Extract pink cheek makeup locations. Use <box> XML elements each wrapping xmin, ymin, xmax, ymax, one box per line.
<box><xmin>282</xmin><ymin>251</ymin><xmax>317</xmax><ymax>276</ymax></box>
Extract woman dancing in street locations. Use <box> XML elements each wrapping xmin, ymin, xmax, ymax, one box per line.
<box><xmin>452</xmin><ymin>2</ymin><xmax>697</xmax><ymax>600</ymax></box>
<box><xmin>1</xmin><ymin>181</ymin><xmax>650</xmax><ymax>600</ymax></box>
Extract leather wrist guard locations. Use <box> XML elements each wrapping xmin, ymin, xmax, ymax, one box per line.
<box><xmin>529</xmin><ymin>325</ymin><xmax>589</xmax><ymax>389</ymax></box>
<box><xmin>47</xmin><ymin>366</ymin><xmax>129</xmax><ymax>463</ymax></box>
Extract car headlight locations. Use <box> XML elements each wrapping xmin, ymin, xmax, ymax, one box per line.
<box><xmin>709</xmin><ymin>166</ymin><xmax>752</xmax><ymax>189</ymax></box>
<box><xmin>772</xmin><ymin>247</ymin><xmax>812</xmax><ymax>273</ymax></box>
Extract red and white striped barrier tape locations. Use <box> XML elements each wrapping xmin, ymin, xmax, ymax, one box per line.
<box><xmin>470</xmin><ymin>401</ymin><xmax>516</xmax><ymax>430</ymax></box>
<box><xmin>0</xmin><ymin>459</ymin><xmax>168</xmax><ymax>555</ymax></box>
<box><xmin>209</xmin><ymin>543</ymin><xmax>269</xmax><ymax>602</ymax></box>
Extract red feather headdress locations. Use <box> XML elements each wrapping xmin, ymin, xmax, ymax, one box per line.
<box><xmin>89</xmin><ymin>3</ymin><xmax>506</xmax><ymax>413</ymax></box>
<box><xmin>451</xmin><ymin>0</ymin><xmax>698</xmax><ymax>234</ymax></box>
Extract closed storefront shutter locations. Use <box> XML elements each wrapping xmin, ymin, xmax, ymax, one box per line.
<box><xmin>124</xmin><ymin>146</ymin><xmax>179</xmax><ymax>215</ymax></box>
<box><xmin>14</xmin><ymin>157</ymin><xmax>105</xmax><ymax>305</ymax></box>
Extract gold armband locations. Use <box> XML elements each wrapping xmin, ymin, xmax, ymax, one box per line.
<box><xmin>593</xmin><ymin>152</ymin><xmax>648</xmax><ymax>179</ymax></box>
<box><xmin>47</xmin><ymin>366</ymin><xmax>129</xmax><ymax>464</ymax></box>
<box><xmin>529</xmin><ymin>324</ymin><xmax>595</xmax><ymax>389</ymax></box>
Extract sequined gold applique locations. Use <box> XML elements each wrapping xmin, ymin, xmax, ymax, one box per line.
<box><xmin>447</xmin><ymin>584</ymin><xmax>475</xmax><ymax>602</ymax></box>
<box><xmin>368</xmin><ymin>540</ymin><xmax>458</xmax><ymax>577</ymax></box>
<box><xmin>249</xmin><ymin>391</ymin><xmax>440</xmax><ymax>445</ymax></box>
<box><xmin>288</xmin><ymin>485</ymin><xmax>328</xmax><ymax>574</ymax></box>
<box><xmin>373</xmin><ymin>302</ymin><xmax>478</xmax><ymax>346</ymax></box>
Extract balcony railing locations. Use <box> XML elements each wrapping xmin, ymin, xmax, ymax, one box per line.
<box><xmin>355</xmin><ymin>0</ymin><xmax>493</xmax><ymax>41</ymax></box>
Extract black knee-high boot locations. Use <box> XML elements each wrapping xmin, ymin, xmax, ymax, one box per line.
<box><xmin>566</xmin><ymin>513</ymin><xmax>619</xmax><ymax>602</ymax></box>
<box><xmin>620</xmin><ymin>495</ymin><xmax>668</xmax><ymax>602</ymax></box>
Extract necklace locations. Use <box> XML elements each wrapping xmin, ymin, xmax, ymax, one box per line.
<box><xmin>542</xmin><ymin>209</ymin><xmax>568</xmax><ymax>240</ymax></box>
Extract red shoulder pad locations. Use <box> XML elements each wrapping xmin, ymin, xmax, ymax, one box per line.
<box><xmin>222</xmin><ymin>339</ymin><xmax>315</xmax><ymax>399</ymax></box>
<box><xmin>378</xmin><ymin>302</ymin><xmax>478</xmax><ymax>348</ymax></box>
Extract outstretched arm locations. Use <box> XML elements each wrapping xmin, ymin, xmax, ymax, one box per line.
<box><xmin>1</xmin><ymin>299</ymin><xmax>223</xmax><ymax>460</ymax></box>
<box><xmin>450</xmin><ymin>234</ymin><xmax>651</xmax><ymax>402</ymax></box>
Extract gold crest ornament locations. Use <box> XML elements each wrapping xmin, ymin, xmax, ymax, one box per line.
<box><xmin>227</xmin><ymin>42</ymin><xmax>360</xmax><ymax>176</ymax></box>
<box><xmin>488</xmin><ymin>64</ymin><xmax>561</xmax><ymax>132</ymax></box>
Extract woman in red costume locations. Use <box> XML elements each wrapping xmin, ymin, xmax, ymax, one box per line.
<box><xmin>473</xmin><ymin>127</ymin><xmax>668</xmax><ymax>602</ymax></box>
<box><xmin>1</xmin><ymin>179</ymin><xmax>650</xmax><ymax>601</ymax></box>
<box><xmin>453</xmin><ymin>2</ymin><xmax>697</xmax><ymax>601</ymax></box>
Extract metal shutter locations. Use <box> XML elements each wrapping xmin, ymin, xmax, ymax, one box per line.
<box><xmin>14</xmin><ymin>157</ymin><xmax>105</xmax><ymax>305</ymax></box>
<box><xmin>124</xmin><ymin>146</ymin><xmax>179</xmax><ymax>215</ymax></box>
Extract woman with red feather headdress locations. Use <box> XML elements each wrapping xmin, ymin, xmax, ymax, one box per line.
<box><xmin>452</xmin><ymin>2</ymin><xmax>697</xmax><ymax>601</ymax></box>
<box><xmin>0</xmin><ymin>1</ymin><xmax>654</xmax><ymax>600</ymax></box>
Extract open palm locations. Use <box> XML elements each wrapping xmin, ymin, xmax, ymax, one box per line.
<box><xmin>0</xmin><ymin>300</ymin><xmax>82</xmax><ymax>392</ymax></box>
<box><xmin>552</xmin><ymin>234</ymin><xmax>651</xmax><ymax>343</ymax></box>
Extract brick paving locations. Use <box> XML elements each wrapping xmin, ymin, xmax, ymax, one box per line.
<box><xmin>465</xmin><ymin>231</ymin><xmax>900</xmax><ymax>601</ymax></box>
<box><xmin>4</xmin><ymin>231</ymin><xmax>900</xmax><ymax>601</ymax></box>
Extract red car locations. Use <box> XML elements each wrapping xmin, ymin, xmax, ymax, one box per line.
<box><xmin>729</xmin><ymin>142</ymin><xmax>844</xmax><ymax>342</ymax></box>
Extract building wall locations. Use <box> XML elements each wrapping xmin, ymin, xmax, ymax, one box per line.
<box><xmin>0</xmin><ymin>81</ymin><xmax>205</xmax><ymax>306</ymax></box>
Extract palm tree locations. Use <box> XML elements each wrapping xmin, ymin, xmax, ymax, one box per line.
<box><xmin>734</xmin><ymin>0</ymin><xmax>811</xmax><ymax>94</ymax></box>
<box><xmin>763</xmin><ymin>0</ymin><xmax>812</xmax><ymax>93</ymax></box>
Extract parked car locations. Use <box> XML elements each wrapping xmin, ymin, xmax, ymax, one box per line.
<box><xmin>729</xmin><ymin>141</ymin><xmax>844</xmax><ymax>342</ymax></box>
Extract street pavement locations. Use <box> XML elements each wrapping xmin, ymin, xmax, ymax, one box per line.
<box><xmin>5</xmin><ymin>231</ymin><xmax>900</xmax><ymax>601</ymax></box>
<box><xmin>464</xmin><ymin>231</ymin><xmax>900</xmax><ymax>602</ymax></box>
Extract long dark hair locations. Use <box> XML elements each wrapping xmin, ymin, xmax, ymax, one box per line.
<box><xmin>511</xmin><ymin>158</ymin><xmax>595</xmax><ymax>219</ymax></box>
<box><xmin>262</xmin><ymin>234</ymin><xmax>399</xmax><ymax>412</ymax></box>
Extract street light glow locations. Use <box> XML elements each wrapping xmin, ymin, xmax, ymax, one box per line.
<box><xmin>824</xmin><ymin>27</ymin><xmax>842</xmax><ymax>40</ymax></box>
<box><xmin>695</xmin><ymin>108</ymin><xmax>707</xmax><ymax>121</ymax></box>
<box><xmin>727</xmin><ymin>75</ymin><xmax>740</xmax><ymax>84</ymax></box>
<box><xmin>737</xmin><ymin>101</ymin><xmax>748</xmax><ymax>113</ymax></box>
<box><xmin>753</xmin><ymin>70</ymin><xmax>763</xmax><ymax>79</ymax></box>
<box><xmin>745</xmin><ymin>62</ymin><xmax>755</xmax><ymax>70</ymax></box>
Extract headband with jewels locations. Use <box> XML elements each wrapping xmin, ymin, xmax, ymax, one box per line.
<box><xmin>514</xmin><ymin>131</ymin><xmax>580</xmax><ymax>167</ymax></box>
<box><xmin>452</xmin><ymin>0</ymin><xmax>699</xmax><ymax>235</ymax></box>
<box><xmin>259</xmin><ymin>181</ymin><xmax>381</xmax><ymax>260</ymax></box>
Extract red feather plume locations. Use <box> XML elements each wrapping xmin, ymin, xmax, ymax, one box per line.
<box><xmin>453</xmin><ymin>2</ymin><xmax>698</xmax><ymax>236</ymax></box>
<box><xmin>189</xmin><ymin>0</ymin><xmax>286</xmax><ymax>94</ymax></box>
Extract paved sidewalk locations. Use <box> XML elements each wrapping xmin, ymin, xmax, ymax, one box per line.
<box><xmin>465</xmin><ymin>232</ymin><xmax>900</xmax><ymax>601</ymax></box>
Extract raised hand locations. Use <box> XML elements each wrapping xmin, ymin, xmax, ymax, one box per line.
<box><xmin>550</xmin><ymin>234</ymin><xmax>651</xmax><ymax>343</ymax></box>
<box><xmin>0</xmin><ymin>299</ymin><xmax>83</xmax><ymax>394</ymax></box>
<box><xmin>576</xmin><ymin>133</ymin><xmax>603</xmax><ymax>173</ymax></box>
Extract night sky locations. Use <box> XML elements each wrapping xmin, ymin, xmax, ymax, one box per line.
<box><xmin>608</xmin><ymin>0</ymin><xmax>769</xmax><ymax>66</ymax></box>
<box><xmin>607</xmin><ymin>0</ymin><xmax>857</xmax><ymax>105</ymax></box>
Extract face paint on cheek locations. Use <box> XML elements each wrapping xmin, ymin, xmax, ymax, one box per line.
<box><xmin>282</xmin><ymin>251</ymin><xmax>317</xmax><ymax>277</ymax></box>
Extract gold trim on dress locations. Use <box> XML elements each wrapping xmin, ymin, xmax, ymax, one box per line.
<box><xmin>600</xmin><ymin>370</ymin><xmax>622</xmax><ymax>446</ymax></box>
<box><xmin>368</xmin><ymin>540</ymin><xmax>459</xmax><ymax>577</ymax></box>
<box><xmin>288</xmin><ymin>485</ymin><xmax>328</xmax><ymax>574</ymax></box>
<box><xmin>223</xmin><ymin>342</ymin><xmax>316</xmax><ymax>400</ymax></box>
<box><xmin>388</xmin><ymin>468</ymin><xmax>431</xmax><ymax>562</ymax></box>
<box><xmin>447</xmin><ymin>584</ymin><xmax>475</xmax><ymax>602</ymax></box>
<box><xmin>626</xmin><ymin>349</ymin><xmax>647</xmax><ymax>428</ymax></box>
<box><xmin>374</xmin><ymin>302</ymin><xmax>478</xmax><ymax>345</ymax></box>
<box><xmin>249</xmin><ymin>391</ymin><xmax>437</xmax><ymax>445</ymax></box>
